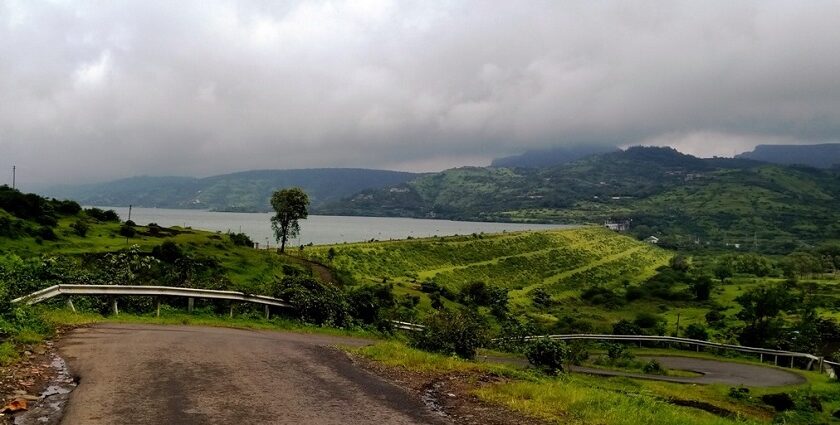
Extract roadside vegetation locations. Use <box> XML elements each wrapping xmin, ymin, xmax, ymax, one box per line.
<box><xmin>1</xmin><ymin>185</ymin><xmax>839</xmax><ymax>423</ymax></box>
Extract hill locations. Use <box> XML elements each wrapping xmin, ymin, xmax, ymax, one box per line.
<box><xmin>490</xmin><ymin>144</ymin><xmax>618</xmax><ymax>168</ymax></box>
<box><xmin>736</xmin><ymin>143</ymin><xmax>840</xmax><ymax>168</ymax></box>
<box><xmin>40</xmin><ymin>168</ymin><xmax>420</xmax><ymax>212</ymax></box>
<box><xmin>322</xmin><ymin>147</ymin><xmax>840</xmax><ymax>252</ymax></box>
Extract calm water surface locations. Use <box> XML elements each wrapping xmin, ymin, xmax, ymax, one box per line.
<box><xmin>100</xmin><ymin>207</ymin><xmax>573</xmax><ymax>246</ymax></box>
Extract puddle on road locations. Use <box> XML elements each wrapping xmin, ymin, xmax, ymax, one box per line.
<box><xmin>14</xmin><ymin>355</ymin><xmax>76</xmax><ymax>425</ymax></box>
<box><xmin>420</xmin><ymin>381</ymin><xmax>448</xmax><ymax>417</ymax></box>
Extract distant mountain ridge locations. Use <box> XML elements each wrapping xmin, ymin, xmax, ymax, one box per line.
<box><xmin>321</xmin><ymin>146</ymin><xmax>840</xmax><ymax>252</ymax></box>
<box><xmin>491</xmin><ymin>144</ymin><xmax>619</xmax><ymax>168</ymax></box>
<box><xmin>736</xmin><ymin>143</ymin><xmax>840</xmax><ymax>168</ymax></box>
<box><xmin>42</xmin><ymin>168</ymin><xmax>420</xmax><ymax>212</ymax></box>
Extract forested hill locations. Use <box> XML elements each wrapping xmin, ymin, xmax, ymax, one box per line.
<box><xmin>736</xmin><ymin>143</ymin><xmax>840</xmax><ymax>169</ymax></box>
<box><xmin>41</xmin><ymin>168</ymin><xmax>420</xmax><ymax>212</ymax></box>
<box><xmin>321</xmin><ymin>146</ymin><xmax>840</xmax><ymax>252</ymax></box>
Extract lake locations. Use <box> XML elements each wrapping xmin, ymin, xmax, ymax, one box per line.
<box><xmin>99</xmin><ymin>207</ymin><xmax>573</xmax><ymax>246</ymax></box>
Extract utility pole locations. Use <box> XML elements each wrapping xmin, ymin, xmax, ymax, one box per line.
<box><xmin>128</xmin><ymin>204</ymin><xmax>132</xmax><ymax>222</ymax></box>
<box><xmin>675</xmin><ymin>312</ymin><xmax>681</xmax><ymax>337</ymax></box>
<box><xmin>11</xmin><ymin>165</ymin><xmax>15</xmax><ymax>189</ymax></box>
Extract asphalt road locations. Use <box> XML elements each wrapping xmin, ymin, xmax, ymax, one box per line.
<box><xmin>57</xmin><ymin>324</ymin><xmax>448</xmax><ymax>425</ymax></box>
<box><xmin>571</xmin><ymin>355</ymin><xmax>807</xmax><ymax>386</ymax></box>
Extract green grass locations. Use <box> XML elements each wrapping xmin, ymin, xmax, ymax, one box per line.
<box><xmin>355</xmin><ymin>341</ymin><xmax>762</xmax><ymax>425</ymax></box>
<box><xmin>0</xmin><ymin>341</ymin><xmax>19</xmax><ymax>366</ymax></box>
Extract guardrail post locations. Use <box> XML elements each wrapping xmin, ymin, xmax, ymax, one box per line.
<box><xmin>760</xmin><ymin>353</ymin><xmax>763</xmax><ymax>363</ymax></box>
<box><xmin>229</xmin><ymin>303</ymin><xmax>234</xmax><ymax>319</ymax></box>
<box><xmin>156</xmin><ymin>297</ymin><xmax>161</xmax><ymax>318</ymax></box>
<box><xmin>188</xmin><ymin>297</ymin><xmax>194</xmax><ymax>313</ymax></box>
<box><xmin>265</xmin><ymin>305</ymin><xmax>270</xmax><ymax>320</ymax></box>
<box><xmin>774</xmin><ymin>355</ymin><xmax>778</xmax><ymax>366</ymax></box>
<box><xmin>66</xmin><ymin>298</ymin><xmax>76</xmax><ymax>313</ymax></box>
<box><xmin>790</xmin><ymin>356</ymin><xmax>794</xmax><ymax>368</ymax></box>
<box><xmin>818</xmin><ymin>356</ymin><xmax>824</xmax><ymax>373</ymax></box>
<box><xmin>112</xmin><ymin>298</ymin><xmax>119</xmax><ymax>316</ymax></box>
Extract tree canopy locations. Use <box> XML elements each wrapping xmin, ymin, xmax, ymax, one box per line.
<box><xmin>270</xmin><ymin>188</ymin><xmax>310</xmax><ymax>253</ymax></box>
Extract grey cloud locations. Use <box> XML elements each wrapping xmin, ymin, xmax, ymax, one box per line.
<box><xmin>1</xmin><ymin>0</ymin><xmax>839</xmax><ymax>186</ymax></box>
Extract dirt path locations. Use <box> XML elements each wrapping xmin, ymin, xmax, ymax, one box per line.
<box><xmin>283</xmin><ymin>255</ymin><xmax>339</xmax><ymax>284</ymax></box>
<box><xmin>56</xmin><ymin>324</ymin><xmax>447</xmax><ymax>425</ymax></box>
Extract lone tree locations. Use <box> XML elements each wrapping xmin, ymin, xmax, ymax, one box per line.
<box><xmin>270</xmin><ymin>188</ymin><xmax>310</xmax><ymax>253</ymax></box>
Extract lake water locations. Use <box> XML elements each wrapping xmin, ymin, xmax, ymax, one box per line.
<box><xmin>99</xmin><ymin>207</ymin><xmax>572</xmax><ymax>246</ymax></box>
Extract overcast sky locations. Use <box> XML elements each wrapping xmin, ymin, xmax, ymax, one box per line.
<box><xmin>2</xmin><ymin>0</ymin><xmax>840</xmax><ymax>186</ymax></box>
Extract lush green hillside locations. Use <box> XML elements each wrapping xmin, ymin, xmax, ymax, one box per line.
<box><xmin>41</xmin><ymin>168</ymin><xmax>420</xmax><ymax>212</ymax></box>
<box><xmin>322</xmin><ymin>147</ymin><xmax>840</xmax><ymax>252</ymax></box>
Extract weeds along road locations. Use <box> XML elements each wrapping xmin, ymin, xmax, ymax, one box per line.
<box><xmin>57</xmin><ymin>324</ymin><xmax>448</xmax><ymax>425</ymax></box>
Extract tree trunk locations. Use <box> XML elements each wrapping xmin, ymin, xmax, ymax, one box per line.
<box><xmin>280</xmin><ymin>235</ymin><xmax>287</xmax><ymax>253</ymax></box>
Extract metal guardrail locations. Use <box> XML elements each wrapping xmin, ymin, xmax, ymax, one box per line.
<box><xmin>12</xmin><ymin>284</ymin><xmax>293</xmax><ymax>308</ymax></box>
<box><xmin>513</xmin><ymin>333</ymin><xmax>840</xmax><ymax>374</ymax></box>
<box><xmin>11</xmin><ymin>284</ymin><xmax>423</xmax><ymax>331</ymax></box>
<box><xmin>10</xmin><ymin>286</ymin><xmax>838</xmax><ymax>377</ymax></box>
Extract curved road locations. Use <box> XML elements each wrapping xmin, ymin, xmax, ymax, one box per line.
<box><xmin>571</xmin><ymin>356</ymin><xmax>806</xmax><ymax>386</ymax></box>
<box><xmin>57</xmin><ymin>324</ymin><xmax>447</xmax><ymax>425</ymax></box>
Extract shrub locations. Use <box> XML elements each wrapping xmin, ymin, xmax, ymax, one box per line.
<box><xmin>119</xmin><ymin>224</ymin><xmax>136</xmax><ymax>238</ymax></box>
<box><xmin>347</xmin><ymin>284</ymin><xmax>395</xmax><ymax>325</ymax></box>
<box><xmin>612</xmin><ymin>319</ymin><xmax>643</xmax><ymax>335</ymax></box>
<box><xmin>228</xmin><ymin>232</ymin><xmax>254</xmax><ymax>247</ymax></box>
<box><xmin>525</xmin><ymin>338</ymin><xmax>568</xmax><ymax>374</ymax></box>
<box><xmin>728</xmin><ymin>387</ymin><xmax>750</xmax><ymax>400</ymax></box>
<box><xmin>605</xmin><ymin>343</ymin><xmax>633</xmax><ymax>361</ymax></box>
<box><xmin>84</xmin><ymin>207</ymin><xmax>119</xmax><ymax>222</ymax></box>
<box><xmin>642</xmin><ymin>359</ymin><xmax>665</xmax><ymax>375</ymax></box>
<box><xmin>409</xmin><ymin>309</ymin><xmax>486</xmax><ymax>359</ymax></box>
<box><xmin>273</xmin><ymin>276</ymin><xmax>349</xmax><ymax>327</ymax></box>
<box><xmin>531</xmin><ymin>288</ymin><xmax>551</xmax><ymax>307</ymax></box>
<box><xmin>151</xmin><ymin>241</ymin><xmax>183</xmax><ymax>264</ymax></box>
<box><xmin>684</xmin><ymin>323</ymin><xmax>709</xmax><ymax>341</ymax></box>
<box><xmin>124</xmin><ymin>220</ymin><xmax>136</xmax><ymax>227</ymax></box>
<box><xmin>633</xmin><ymin>312</ymin><xmax>664</xmax><ymax>329</ymax></box>
<box><xmin>36</xmin><ymin>226</ymin><xmax>57</xmax><ymax>241</ymax></box>
<box><xmin>71</xmin><ymin>220</ymin><xmax>90</xmax><ymax>237</ymax></box>
<box><xmin>567</xmin><ymin>341</ymin><xmax>590</xmax><ymax>366</ymax></box>
<box><xmin>761</xmin><ymin>393</ymin><xmax>795</xmax><ymax>412</ymax></box>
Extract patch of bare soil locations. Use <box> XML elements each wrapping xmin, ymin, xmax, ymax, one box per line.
<box><xmin>348</xmin><ymin>354</ymin><xmax>550</xmax><ymax>425</ymax></box>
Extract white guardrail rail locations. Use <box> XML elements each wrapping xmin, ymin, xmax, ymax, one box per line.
<box><xmin>10</xmin><ymin>285</ymin><xmax>839</xmax><ymax>377</ymax></box>
<box><xmin>11</xmin><ymin>284</ymin><xmax>422</xmax><ymax>331</ymax></box>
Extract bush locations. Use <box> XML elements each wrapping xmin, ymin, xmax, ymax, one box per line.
<box><xmin>151</xmin><ymin>241</ymin><xmax>183</xmax><ymax>264</ymax></box>
<box><xmin>347</xmin><ymin>284</ymin><xmax>395</xmax><ymax>325</ymax></box>
<box><xmin>410</xmin><ymin>309</ymin><xmax>486</xmax><ymax>359</ymax></box>
<box><xmin>71</xmin><ymin>220</ymin><xmax>90</xmax><ymax>237</ymax></box>
<box><xmin>273</xmin><ymin>276</ymin><xmax>349</xmax><ymax>327</ymax></box>
<box><xmin>683</xmin><ymin>323</ymin><xmax>709</xmax><ymax>341</ymax></box>
<box><xmin>119</xmin><ymin>224</ymin><xmax>136</xmax><ymax>238</ymax></box>
<box><xmin>761</xmin><ymin>393</ymin><xmax>795</xmax><ymax>412</ymax></box>
<box><xmin>728</xmin><ymin>387</ymin><xmax>750</xmax><ymax>400</ymax></box>
<box><xmin>531</xmin><ymin>288</ymin><xmax>551</xmax><ymax>307</ymax></box>
<box><xmin>633</xmin><ymin>312</ymin><xmax>664</xmax><ymax>329</ymax></box>
<box><xmin>567</xmin><ymin>341</ymin><xmax>590</xmax><ymax>366</ymax></box>
<box><xmin>612</xmin><ymin>319</ymin><xmax>643</xmax><ymax>335</ymax></box>
<box><xmin>642</xmin><ymin>359</ymin><xmax>664</xmax><ymax>375</ymax></box>
<box><xmin>525</xmin><ymin>338</ymin><xmax>568</xmax><ymax>374</ymax></box>
<box><xmin>36</xmin><ymin>226</ymin><xmax>57</xmax><ymax>241</ymax></box>
<box><xmin>228</xmin><ymin>232</ymin><xmax>253</xmax><ymax>247</ymax></box>
<box><xmin>605</xmin><ymin>343</ymin><xmax>633</xmax><ymax>361</ymax></box>
<box><xmin>84</xmin><ymin>207</ymin><xmax>119</xmax><ymax>222</ymax></box>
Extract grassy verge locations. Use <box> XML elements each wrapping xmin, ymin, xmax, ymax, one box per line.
<box><xmin>354</xmin><ymin>341</ymin><xmax>772</xmax><ymax>425</ymax></box>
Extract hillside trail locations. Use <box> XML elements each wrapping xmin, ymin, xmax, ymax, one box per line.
<box><xmin>280</xmin><ymin>253</ymin><xmax>339</xmax><ymax>285</ymax></box>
